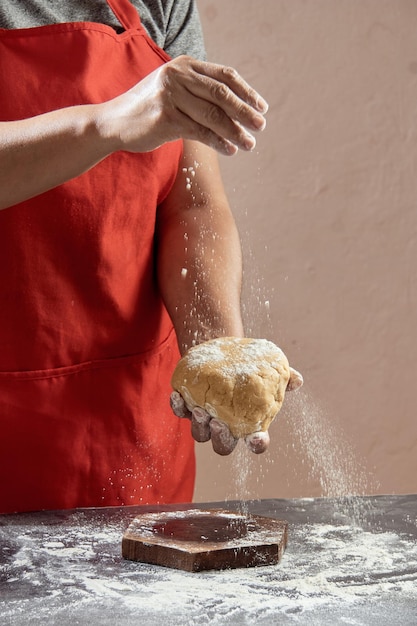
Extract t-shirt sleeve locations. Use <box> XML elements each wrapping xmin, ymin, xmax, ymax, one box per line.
<box><xmin>163</xmin><ymin>0</ymin><xmax>207</xmax><ymax>60</ymax></box>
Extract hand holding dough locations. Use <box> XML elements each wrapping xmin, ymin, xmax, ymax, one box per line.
<box><xmin>171</xmin><ymin>337</ymin><xmax>303</xmax><ymax>444</ymax></box>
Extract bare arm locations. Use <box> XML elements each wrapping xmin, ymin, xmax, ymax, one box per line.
<box><xmin>156</xmin><ymin>140</ymin><xmax>246</xmax><ymax>454</ymax></box>
<box><xmin>157</xmin><ymin>141</ymin><xmax>304</xmax><ymax>456</ymax></box>
<box><xmin>156</xmin><ymin>140</ymin><xmax>244</xmax><ymax>355</ymax></box>
<box><xmin>0</xmin><ymin>56</ymin><xmax>267</xmax><ymax>210</ymax></box>
<box><xmin>0</xmin><ymin>107</ymin><xmax>111</xmax><ymax>210</ymax></box>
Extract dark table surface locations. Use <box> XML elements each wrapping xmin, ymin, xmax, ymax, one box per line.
<box><xmin>1</xmin><ymin>495</ymin><xmax>417</xmax><ymax>625</ymax></box>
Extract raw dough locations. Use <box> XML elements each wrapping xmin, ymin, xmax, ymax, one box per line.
<box><xmin>171</xmin><ymin>337</ymin><xmax>291</xmax><ymax>438</ymax></box>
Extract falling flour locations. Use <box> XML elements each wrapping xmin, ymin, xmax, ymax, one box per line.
<box><xmin>182</xmin><ymin>162</ymin><xmax>199</xmax><ymax>192</ymax></box>
<box><xmin>281</xmin><ymin>388</ymin><xmax>381</xmax><ymax>526</ymax></box>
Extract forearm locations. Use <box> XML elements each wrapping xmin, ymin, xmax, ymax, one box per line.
<box><xmin>0</xmin><ymin>56</ymin><xmax>267</xmax><ymax>210</ymax></box>
<box><xmin>159</xmin><ymin>208</ymin><xmax>244</xmax><ymax>354</ymax></box>
<box><xmin>156</xmin><ymin>141</ymin><xmax>244</xmax><ymax>355</ymax></box>
<box><xmin>0</xmin><ymin>105</ymin><xmax>115</xmax><ymax>210</ymax></box>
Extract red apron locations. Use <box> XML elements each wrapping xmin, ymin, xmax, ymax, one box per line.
<box><xmin>0</xmin><ymin>0</ymin><xmax>195</xmax><ymax>514</ymax></box>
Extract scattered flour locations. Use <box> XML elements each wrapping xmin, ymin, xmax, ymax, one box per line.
<box><xmin>1</xmin><ymin>508</ymin><xmax>417</xmax><ymax>625</ymax></box>
<box><xmin>182</xmin><ymin>162</ymin><xmax>199</xmax><ymax>192</ymax></box>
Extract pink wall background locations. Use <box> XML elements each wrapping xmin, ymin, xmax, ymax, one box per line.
<box><xmin>193</xmin><ymin>0</ymin><xmax>417</xmax><ymax>502</ymax></box>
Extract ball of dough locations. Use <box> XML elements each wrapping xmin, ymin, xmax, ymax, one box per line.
<box><xmin>171</xmin><ymin>337</ymin><xmax>291</xmax><ymax>438</ymax></box>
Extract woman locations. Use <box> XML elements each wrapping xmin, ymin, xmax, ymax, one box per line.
<box><xmin>0</xmin><ymin>0</ymin><xmax>293</xmax><ymax>514</ymax></box>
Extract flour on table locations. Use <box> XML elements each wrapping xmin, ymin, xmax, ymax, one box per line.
<box><xmin>2</xmin><ymin>508</ymin><xmax>417</xmax><ymax>625</ymax></box>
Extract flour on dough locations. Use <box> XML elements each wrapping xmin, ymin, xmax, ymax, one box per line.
<box><xmin>171</xmin><ymin>337</ymin><xmax>291</xmax><ymax>438</ymax></box>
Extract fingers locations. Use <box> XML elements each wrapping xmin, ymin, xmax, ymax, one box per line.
<box><xmin>245</xmin><ymin>430</ymin><xmax>270</xmax><ymax>454</ymax></box>
<box><xmin>171</xmin><ymin>392</ymin><xmax>271</xmax><ymax>456</ymax></box>
<box><xmin>170</xmin><ymin>391</ymin><xmax>191</xmax><ymax>418</ymax></box>
<box><xmin>191</xmin><ymin>407</ymin><xmax>239</xmax><ymax>455</ymax></box>
<box><xmin>191</xmin><ymin>59</ymin><xmax>268</xmax><ymax>116</ymax></box>
<box><xmin>191</xmin><ymin>407</ymin><xmax>211</xmax><ymax>442</ymax></box>
<box><xmin>184</xmin><ymin>62</ymin><xmax>267</xmax><ymax>135</ymax></box>
<box><xmin>287</xmin><ymin>367</ymin><xmax>304</xmax><ymax>392</ymax></box>
<box><xmin>170</xmin><ymin>393</ymin><xmax>217</xmax><ymax>448</ymax></box>
<box><xmin>191</xmin><ymin>407</ymin><xmax>240</xmax><ymax>455</ymax></box>
<box><xmin>173</xmin><ymin>101</ymin><xmax>255</xmax><ymax>155</ymax></box>
<box><xmin>209</xmin><ymin>419</ymin><xmax>239</xmax><ymax>456</ymax></box>
<box><xmin>162</xmin><ymin>56</ymin><xmax>268</xmax><ymax>153</ymax></box>
<box><xmin>170</xmin><ymin>394</ymin><xmax>213</xmax><ymax>444</ymax></box>
<box><xmin>170</xmin><ymin>108</ymin><xmax>241</xmax><ymax>156</ymax></box>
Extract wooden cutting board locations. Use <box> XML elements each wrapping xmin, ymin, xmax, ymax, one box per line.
<box><xmin>122</xmin><ymin>508</ymin><xmax>288</xmax><ymax>572</ymax></box>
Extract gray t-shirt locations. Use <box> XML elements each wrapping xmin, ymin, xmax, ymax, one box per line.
<box><xmin>0</xmin><ymin>0</ymin><xmax>206</xmax><ymax>60</ymax></box>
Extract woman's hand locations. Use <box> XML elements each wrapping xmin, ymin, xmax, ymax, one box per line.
<box><xmin>0</xmin><ymin>56</ymin><xmax>267</xmax><ymax>210</ymax></box>
<box><xmin>100</xmin><ymin>55</ymin><xmax>268</xmax><ymax>155</ymax></box>
<box><xmin>170</xmin><ymin>367</ymin><xmax>304</xmax><ymax>456</ymax></box>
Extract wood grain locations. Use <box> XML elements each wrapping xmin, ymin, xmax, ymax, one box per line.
<box><xmin>122</xmin><ymin>508</ymin><xmax>288</xmax><ymax>572</ymax></box>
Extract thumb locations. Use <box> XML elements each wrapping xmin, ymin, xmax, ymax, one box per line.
<box><xmin>286</xmin><ymin>367</ymin><xmax>303</xmax><ymax>391</ymax></box>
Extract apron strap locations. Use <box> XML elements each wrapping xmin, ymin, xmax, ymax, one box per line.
<box><xmin>106</xmin><ymin>0</ymin><xmax>142</xmax><ymax>31</ymax></box>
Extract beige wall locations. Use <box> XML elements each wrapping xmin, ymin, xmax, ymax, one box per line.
<box><xmin>193</xmin><ymin>0</ymin><xmax>417</xmax><ymax>502</ymax></box>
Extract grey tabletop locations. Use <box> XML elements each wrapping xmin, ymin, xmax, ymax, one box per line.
<box><xmin>1</xmin><ymin>495</ymin><xmax>417</xmax><ymax>625</ymax></box>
